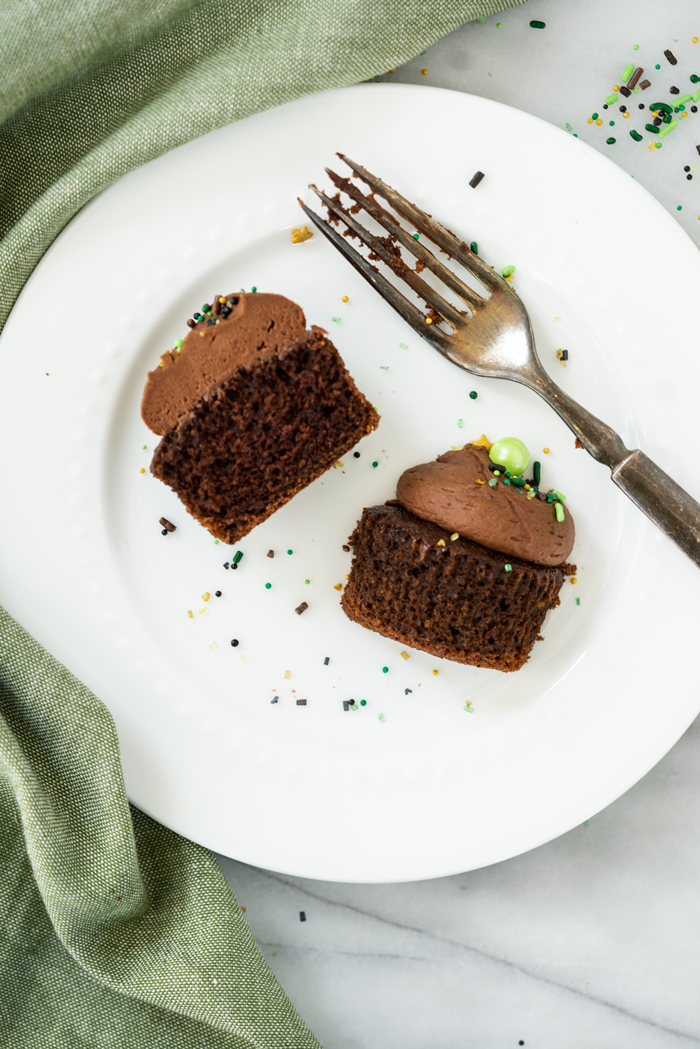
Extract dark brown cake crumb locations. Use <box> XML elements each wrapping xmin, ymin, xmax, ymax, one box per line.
<box><xmin>341</xmin><ymin>504</ymin><xmax>566</xmax><ymax>672</ymax></box>
<box><xmin>151</xmin><ymin>331</ymin><xmax>378</xmax><ymax>544</ymax></box>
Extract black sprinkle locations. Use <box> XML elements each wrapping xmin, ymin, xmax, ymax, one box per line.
<box><xmin>664</xmin><ymin>49</ymin><xmax>677</xmax><ymax>65</ymax></box>
<box><xmin>619</xmin><ymin>85</ymin><xmax>631</xmax><ymax>97</ymax></box>
<box><xmin>688</xmin><ymin>174</ymin><xmax>693</xmax><ymax>180</ymax></box>
<box><xmin>227</xmin><ymin>296</ymin><xmax>239</xmax><ymax>307</ymax></box>
<box><xmin>271</xmin><ymin>696</ymin><xmax>279</xmax><ymax>704</ymax></box>
<box><xmin>223</xmin><ymin>562</ymin><xmax>229</xmax><ymax>569</ymax></box>
<box><xmin>161</xmin><ymin>529</ymin><xmax>168</xmax><ymax>535</ymax></box>
<box><xmin>353</xmin><ymin>451</ymin><xmax>361</xmax><ymax>458</ymax></box>
<box><xmin>619</xmin><ymin>105</ymin><xmax>627</xmax><ymax>112</ymax></box>
<box><xmin>215</xmin><ymin>590</ymin><xmax>222</xmax><ymax>597</ymax></box>
<box><xmin>489</xmin><ymin>462</ymin><xmax>507</xmax><ymax>473</ymax></box>
<box><xmin>299</xmin><ymin>911</ymin><xmax>306</xmax><ymax>921</ymax></box>
<box><xmin>469</xmin><ymin>170</ymin><xmax>485</xmax><ymax>189</ymax></box>
<box><xmin>670</xmin><ymin>85</ymin><xmax>680</xmax><ymax>95</ymax></box>
<box><xmin>653</xmin><ymin>117</ymin><xmax>662</xmax><ymax>126</ymax></box>
<box><xmin>561</xmin><ymin>349</ymin><xmax>569</xmax><ymax>361</ymax></box>
<box><xmin>220</xmin><ymin>307</ymin><xmax>231</xmax><ymax>318</ymax></box>
<box><xmin>696</xmin><ymin>144</ymin><xmax>700</xmax><ymax>155</ymax></box>
<box><xmin>603</xmin><ymin>104</ymin><xmax>608</xmax><ymax>110</ymax></box>
<box><xmin>232</xmin><ymin>563</ymin><xmax>238</xmax><ymax>570</ymax></box>
<box><xmin>206</xmin><ymin>318</ymin><xmax>216</xmax><ymax>327</ymax></box>
<box><xmin>684</xmin><ymin>165</ymin><xmax>691</xmax><ymax>171</ymax></box>
<box><xmin>324</xmin><ymin>657</ymin><xmax>330</xmax><ymax>665</ymax></box>
<box><xmin>296</xmin><ymin>699</ymin><xmax>307</xmax><ymax>706</ymax></box>
<box><xmin>230</xmin><ymin>639</ymin><xmax>239</xmax><ymax>647</ymax></box>
<box><xmin>638</xmin><ymin>103</ymin><xmax>645</xmax><ymax>109</ymax></box>
<box><xmin>692</xmin><ymin>106</ymin><xmax>698</xmax><ymax>113</ymax></box>
<box><xmin>405</xmin><ymin>688</ymin><xmax>413</xmax><ymax>695</ymax></box>
<box><xmin>343</xmin><ymin>701</ymin><xmax>350</xmax><ymax>711</ymax></box>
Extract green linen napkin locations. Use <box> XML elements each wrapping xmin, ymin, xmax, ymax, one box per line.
<box><xmin>0</xmin><ymin>1</ymin><xmax>524</xmax><ymax>1046</ymax></box>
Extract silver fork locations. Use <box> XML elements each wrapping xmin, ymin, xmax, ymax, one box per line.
<box><xmin>299</xmin><ymin>154</ymin><xmax>700</xmax><ymax>569</ymax></box>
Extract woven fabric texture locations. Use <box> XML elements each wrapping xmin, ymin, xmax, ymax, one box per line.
<box><xmin>0</xmin><ymin>1</ymin><xmax>524</xmax><ymax>1046</ymax></box>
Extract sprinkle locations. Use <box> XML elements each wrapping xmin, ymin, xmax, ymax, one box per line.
<box><xmin>595</xmin><ymin>118</ymin><xmax>603</xmax><ymax>125</ymax></box>
<box><xmin>378</xmin><ymin>714</ymin><xmax>386</xmax><ymax>723</ymax></box>
<box><xmin>630</xmin><ymin>129</ymin><xmax>643</xmax><ymax>141</ymax></box>
<box><xmin>676</xmin><ymin>94</ymin><xmax>693</xmax><ymax>105</ymax></box>
<box><xmin>450</xmin><ymin>532</ymin><xmax>460</xmax><ymax>541</ymax></box>
<box><xmin>606</xmin><ymin>137</ymin><xmax>616</xmax><ymax>145</ymax></box>
<box><xmin>305</xmin><ymin>579</ymin><xmax>310</xmax><ymax>585</ymax></box>
<box><xmin>504</xmin><ymin>563</ymin><xmax>512</xmax><ymax>572</ymax></box>
<box><xmin>198</xmin><ymin>608</ymin><xmax>206</xmax><ymax>615</ymax></box>
<box><xmin>639</xmin><ymin>79</ymin><xmax>651</xmax><ymax>90</ymax></box>
<box><xmin>533</xmin><ymin>460</ymin><xmax>541</xmax><ymax>484</ymax></box>
<box><xmin>360</xmin><ymin>699</ymin><xmax>367</xmax><ymax>706</ymax></box>
<box><xmin>187</xmin><ymin>610</ymin><xmax>193</xmax><ymax>619</ymax></box>
<box><xmin>141</xmin><ymin>444</ymin><xmax>147</xmax><ymax>450</ymax></box>
<box><xmin>284</xmin><ymin>669</ymin><xmax>291</xmax><ymax>679</ymax></box>
<box><xmin>471</xmin><ymin>434</ymin><xmax>493</xmax><ymax>450</ymax></box>
<box><xmin>209</xmin><ymin>642</ymin><xmax>218</xmax><ymax>650</ymax></box>
<box><xmin>159</xmin><ymin>517</ymin><xmax>176</xmax><ymax>532</ymax></box>
<box><xmin>334</xmin><ymin>583</ymin><xmax>342</xmax><ymax>590</ymax></box>
<box><xmin>295</xmin><ymin>602</ymin><xmax>308</xmax><ymax>615</ymax></box>
<box><xmin>202</xmin><ymin>592</ymin><xmax>211</xmax><ymax>601</ymax></box>
<box><xmin>425</xmin><ymin>316</ymin><xmax>433</xmax><ymax>324</ymax></box>
<box><xmin>399</xmin><ymin>342</ymin><xmax>408</xmax><ymax>349</ymax></box>
<box><xmin>296</xmin><ymin>699</ymin><xmax>307</xmax><ymax>706</ymax></box>
<box><xmin>265</xmin><ymin>582</ymin><xmax>271</xmax><ymax>590</ymax></box>
<box><xmin>213</xmin><ymin>539</ymin><xmax>219</xmax><ymax>545</ymax></box>
<box><xmin>621</xmin><ymin>64</ymin><xmax>634</xmax><ymax>82</ymax></box>
<box><xmin>488</xmin><ymin>478</ymin><xmax>497</xmax><ymax>487</ymax></box>
<box><xmin>570</xmin><ymin>577</ymin><xmax>578</xmax><ymax>585</ymax></box>
<box><xmin>291</xmin><ymin>226</ymin><xmax>313</xmax><ymax>243</ymax></box>
<box><xmin>470</xmin><ymin>241</ymin><xmax>478</xmax><ymax>254</ymax></box>
<box><xmin>628</xmin><ymin>67</ymin><xmax>644</xmax><ymax>90</ymax></box>
<box><xmin>529</xmin><ymin>19</ymin><xmax>546</xmax><ymax>28</ymax></box>
<box><xmin>421</xmin><ymin>69</ymin><xmax>427</xmax><ymax>75</ymax></box>
<box><xmin>372</xmin><ymin>460</ymin><xmax>379</xmax><ymax>468</ymax></box>
<box><xmin>341</xmin><ymin>295</ymin><xmax>349</xmax><ymax>302</ymax></box>
<box><xmin>267</xmin><ymin>549</ymin><xmax>274</xmax><ymax>558</ymax></box>
<box><xmin>554</xmin><ymin>503</ymin><xmax>565</xmax><ymax>523</ymax></box>
<box><xmin>343</xmin><ymin>701</ymin><xmax>349</xmax><ymax>711</ymax></box>
<box><xmin>664</xmin><ymin>49</ymin><xmax>677</xmax><ymax>65</ymax></box>
<box><xmin>501</xmin><ymin>264</ymin><xmax>515</xmax><ymax>277</ymax></box>
<box><xmin>139</xmin><ymin>467</ymin><xmax>145</xmax><ymax>474</ymax></box>
<box><xmin>436</xmin><ymin>539</ymin><xmax>446</xmax><ymax>546</ymax></box>
<box><xmin>332</xmin><ymin>316</ymin><xmax>341</xmax><ymax>323</ymax></box>
<box><xmin>551</xmin><ymin>489</ymin><xmax>566</xmax><ymax>501</ymax></box>
<box><xmin>694</xmin><ymin>37</ymin><xmax>699</xmax><ymax>43</ymax></box>
<box><xmin>233</xmin><ymin>551</ymin><xmax>243</xmax><ymax>564</ymax></box>
<box><xmin>457</xmin><ymin>418</ymin><xmax>463</xmax><ymax>428</ymax></box>
<box><xmin>350</xmin><ymin>702</ymin><xmax>359</xmax><ymax>711</ymax></box>
<box><xmin>215</xmin><ymin>591</ymin><xmax>221</xmax><ymax>597</ymax></box>
<box><xmin>382</xmin><ymin>666</ymin><xmax>389</xmax><ymax>674</ymax></box>
<box><xmin>400</xmin><ymin>651</ymin><xmax>410</xmax><ymax>660</ymax></box>
<box><xmin>469</xmin><ymin>170</ymin><xmax>485</xmax><ymax>188</ymax></box>
<box><xmin>658</xmin><ymin>119</ymin><xmax>678</xmax><ymax>138</ymax></box>
<box><xmin>575</xmin><ymin>597</ymin><xmax>581</xmax><ymax>606</ymax></box>
<box><xmin>476</xmin><ymin>479</ymin><xmax>485</xmax><ymax>485</ymax></box>
<box><xmin>464</xmin><ymin>702</ymin><xmax>474</xmax><ymax>713</ymax></box>
<box><xmin>272</xmin><ymin>696</ymin><xmax>279</xmax><ymax>704</ymax></box>
<box><xmin>606</xmin><ymin>93</ymin><xmax>618</xmax><ymax>105</ymax></box>
<box><xmin>469</xmin><ymin>390</ymin><xmax>478</xmax><ymax>399</ymax></box>
<box><xmin>543</xmin><ymin>447</ymin><xmax>550</xmax><ymax>454</ymax></box>
<box><xmin>412</xmin><ymin>233</ymin><xmax>419</xmax><ymax>240</ymax></box>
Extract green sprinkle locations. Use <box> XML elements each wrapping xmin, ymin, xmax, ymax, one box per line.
<box><xmin>488</xmin><ymin>478</ymin><xmax>497</xmax><ymax>487</ymax></box>
<box><xmin>304</xmin><ymin>579</ymin><xmax>310</xmax><ymax>585</ymax></box>
<box><xmin>382</xmin><ymin>666</ymin><xmax>388</xmax><ymax>674</ymax></box>
<box><xmin>655</xmin><ymin>142</ymin><xmax>662</xmax><ymax>149</ymax></box>
<box><xmin>565</xmin><ymin>122</ymin><xmax>574</xmax><ymax>133</ymax></box>
<box><xmin>677</xmin><ymin>205</ymin><xmax>682</xmax><ymax>210</ymax></box>
<box><xmin>554</xmin><ymin>503</ymin><xmax>565</xmax><ymax>522</ymax></box>
<box><xmin>511</xmin><ymin>477</ymin><xmax>526</xmax><ymax>487</ymax></box>
<box><xmin>658</xmin><ymin>119</ymin><xmax>678</xmax><ymax>138</ymax></box>
<box><xmin>504</xmin><ymin>563</ymin><xmax>512</xmax><ymax>572</ymax></box>
<box><xmin>372</xmin><ymin>460</ymin><xmax>379</xmax><ymax>468</ymax></box>
<box><xmin>691</xmin><ymin>75</ymin><xmax>700</xmax><ymax>84</ymax></box>
<box><xmin>332</xmin><ymin>316</ymin><xmax>341</xmax><ymax>323</ymax></box>
<box><xmin>287</xmin><ymin>549</ymin><xmax>293</xmax><ymax>555</ymax></box>
<box><xmin>551</xmin><ymin>489</ymin><xmax>566</xmax><ymax>501</ymax></box>
<box><xmin>202</xmin><ymin>303</ymin><xmax>210</xmax><ymax>313</ymax></box>
<box><xmin>464</xmin><ymin>702</ymin><xmax>474</xmax><ymax>713</ymax></box>
<box><xmin>592</xmin><ymin>112</ymin><xmax>599</xmax><ymax>120</ymax></box>
<box><xmin>213</xmin><ymin>539</ymin><xmax>219</xmax><ymax>545</ymax></box>
<box><xmin>609</xmin><ymin>120</ymin><xmax>615</xmax><ymax>126</ymax></box>
<box><xmin>575</xmin><ymin>597</ymin><xmax>581</xmax><ymax>606</ymax></box>
<box><xmin>175</xmin><ymin>338</ymin><xmax>184</xmax><ymax>351</ymax></box>
<box><xmin>233</xmin><ymin>551</ymin><xmax>243</xmax><ymax>564</ymax></box>
<box><xmin>606</xmin><ymin>137</ymin><xmax>616</xmax><ymax>144</ymax></box>
<box><xmin>380</xmin><ymin>365</ymin><xmax>389</xmax><ymax>370</ymax></box>
<box><xmin>621</xmin><ymin>63</ymin><xmax>634</xmax><ymax>82</ymax></box>
<box><xmin>630</xmin><ymin>129</ymin><xmax>643</xmax><ymax>141</ymax></box>
<box><xmin>533</xmin><ymin>460</ymin><xmax>541</xmax><ymax>485</ymax></box>
<box><xmin>633</xmin><ymin>44</ymin><xmax>639</xmax><ymax>50</ymax></box>
<box><xmin>265</xmin><ymin>582</ymin><xmax>271</xmax><ymax>589</ymax></box>
<box><xmin>676</xmin><ymin>94</ymin><xmax>693</xmax><ymax>105</ymax></box>
<box><xmin>529</xmin><ymin>19</ymin><xmax>545</xmax><ymax>28</ymax></box>
<box><xmin>378</xmin><ymin>714</ymin><xmax>386</xmax><ymax>723</ymax></box>
<box><xmin>655</xmin><ymin>64</ymin><xmax>660</xmax><ymax>70</ymax></box>
<box><xmin>350</xmin><ymin>703</ymin><xmax>359</xmax><ymax>711</ymax></box>
<box><xmin>412</xmin><ymin>233</ymin><xmax>419</xmax><ymax>239</ymax></box>
<box><xmin>645</xmin><ymin>123</ymin><xmax>659</xmax><ymax>134</ymax></box>
<box><xmin>503</xmin><ymin>478</ymin><xmax>510</xmax><ymax>485</ymax></box>
<box><xmin>470</xmin><ymin>241</ymin><xmax>478</xmax><ymax>254</ymax></box>
<box><xmin>141</xmin><ymin>444</ymin><xmax>146</xmax><ymax>450</ymax></box>
<box><xmin>496</xmin><ymin>22</ymin><xmax>501</xmax><ymax>27</ymax></box>
<box><xmin>693</xmin><ymin>88</ymin><xmax>700</xmax><ymax>102</ymax></box>
<box><xmin>606</xmin><ymin>93</ymin><xmax>618</xmax><ymax>105</ymax></box>
<box><xmin>399</xmin><ymin>342</ymin><xmax>408</xmax><ymax>349</ymax></box>
<box><xmin>251</xmin><ymin>286</ymin><xmax>257</xmax><ymax>292</ymax></box>
<box><xmin>457</xmin><ymin>418</ymin><xmax>463</xmax><ymax>428</ymax></box>
<box><xmin>469</xmin><ymin>390</ymin><xmax>478</xmax><ymax>400</ymax></box>
<box><xmin>501</xmin><ymin>264</ymin><xmax>515</xmax><ymax>277</ymax></box>
<box><xmin>360</xmin><ymin>699</ymin><xmax>367</xmax><ymax>706</ymax></box>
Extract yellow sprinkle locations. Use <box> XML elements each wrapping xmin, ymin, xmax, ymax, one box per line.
<box><xmin>694</xmin><ymin>36</ymin><xmax>699</xmax><ymax>42</ymax></box>
<box><xmin>570</xmin><ymin>577</ymin><xmax>577</xmax><ymax>585</ymax></box>
<box><xmin>436</xmin><ymin>539</ymin><xmax>446</xmax><ymax>547</ymax></box>
<box><xmin>623</xmin><ymin>112</ymin><xmax>630</xmax><ymax>118</ymax></box>
<box><xmin>681</xmin><ymin>111</ymin><xmax>688</xmax><ymax>118</ymax></box>
<box><xmin>587</xmin><ymin>118</ymin><xmax>593</xmax><ymax>124</ymax></box>
<box><xmin>470</xmin><ymin>434</ymin><xmax>493</xmax><ymax>451</ymax></box>
<box><xmin>200</xmin><ymin>331</ymin><xmax>205</xmax><ymax>336</ymax></box>
<box><xmin>648</xmin><ymin>143</ymin><xmax>656</xmax><ymax>151</ymax></box>
<box><xmin>596</xmin><ymin>119</ymin><xmax>603</xmax><ymax>126</ymax></box>
<box><xmin>432</xmin><ymin>669</ymin><xmax>439</xmax><ymax>676</ymax></box>
<box><xmin>451</xmin><ymin>445</ymin><xmax>464</xmax><ymax>451</ymax></box>
<box><xmin>425</xmin><ymin>316</ymin><xmax>433</xmax><ymax>324</ymax></box>
<box><xmin>284</xmin><ymin>669</ymin><xmax>291</xmax><ymax>679</ymax></box>
<box><xmin>524</xmin><ymin>483</ymin><xmax>531</xmax><ymax>490</ymax></box>
<box><xmin>341</xmin><ymin>295</ymin><xmax>349</xmax><ymax>302</ymax></box>
<box><xmin>199</xmin><ymin>608</ymin><xmax>206</xmax><ymax>615</ymax></box>
<box><xmin>613</xmin><ymin>85</ymin><xmax>619</xmax><ymax>91</ymax></box>
<box><xmin>209</xmin><ymin>642</ymin><xmax>218</xmax><ymax>650</ymax></box>
<box><xmin>476</xmin><ymin>479</ymin><xmax>485</xmax><ymax>485</ymax></box>
<box><xmin>543</xmin><ymin>447</ymin><xmax>550</xmax><ymax>454</ymax></box>
<box><xmin>421</xmin><ymin>68</ymin><xmax>428</xmax><ymax>75</ymax></box>
<box><xmin>450</xmin><ymin>532</ymin><xmax>460</xmax><ymax>541</ymax></box>
<box><xmin>139</xmin><ymin>467</ymin><xmax>145</xmax><ymax>474</ymax></box>
<box><xmin>333</xmin><ymin>460</ymin><xmax>344</xmax><ymax>468</ymax></box>
<box><xmin>187</xmin><ymin>610</ymin><xmax>193</xmax><ymax>619</ymax></box>
<box><xmin>202</xmin><ymin>592</ymin><xmax>210</xmax><ymax>601</ymax></box>
<box><xmin>345</xmin><ymin>573</ymin><xmax>349</xmax><ymax>580</ymax></box>
<box><xmin>219</xmin><ymin>296</ymin><xmax>226</xmax><ymax>303</ymax></box>
<box><xmin>334</xmin><ymin>583</ymin><xmax>342</xmax><ymax>591</ymax></box>
<box><xmin>158</xmin><ymin>361</ymin><xmax>164</xmax><ymax>367</ymax></box>
<box><xmin>400</xmin><ymin>651</ymin><xmax>410</xmax><ymax>660</ymax></box>
<box><xmin>291</xmin><ymin>225</ymin><xmax>313</xmax><ymax>244</ymax></box>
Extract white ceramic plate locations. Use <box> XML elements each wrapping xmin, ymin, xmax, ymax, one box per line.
<box><xmin>2</xmin><ymin>84</ymin><xmax>699</xmax><ymax>883</ymax></box>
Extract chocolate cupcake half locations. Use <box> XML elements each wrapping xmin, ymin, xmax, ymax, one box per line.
<box><xmin>341</xmin><ymin>438</ymin><xmax>576</xmax><ymax>672</ymax></box>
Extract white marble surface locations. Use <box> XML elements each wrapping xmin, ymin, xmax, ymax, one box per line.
<box><xmin>217</xmin><ymin>3</ymin><xmax>700</xmax><ymax>1045</ymax></box>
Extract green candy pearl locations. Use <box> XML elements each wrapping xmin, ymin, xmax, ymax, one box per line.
<box><xmin>489</xmin><ymin>437</ymin><xmax>530</xmax><ymax>477</ymax></box>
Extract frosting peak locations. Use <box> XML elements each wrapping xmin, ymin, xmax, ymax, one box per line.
<box><xmin>396</xmin><ymin>444</ymin><xmax>574</xmax><ymax>566</ymax></box>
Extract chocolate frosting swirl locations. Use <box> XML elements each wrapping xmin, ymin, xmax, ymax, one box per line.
<box><xmin>396</xmin><ymin>444</ymin><xmax>575</xmax><ymax>566</ymax></box>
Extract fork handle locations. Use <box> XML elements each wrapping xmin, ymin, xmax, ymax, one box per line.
<box><xmin>529</xmin><ymin>369</ymin><xmax>700</xmax><ymax>569</ymax></box>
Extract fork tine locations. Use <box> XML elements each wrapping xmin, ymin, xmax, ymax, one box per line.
<box><xmin>309</xmin><ymin>184</ymin><xmax>466</xmax><ymax>330</ymax></box>
<box><xmin>324</xmin><ymin>168</ymin><xmax>488</xmax><ymax>312</ymax></box>
<box><xmin>297</xmin><ymin>199</ymin><xmax>452</xmax><ymax>354</ymax></box>
<box><xmin>338</xmin><ymin>154</ymin><xmax>500</xmax><ymax>290</ymax></box>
